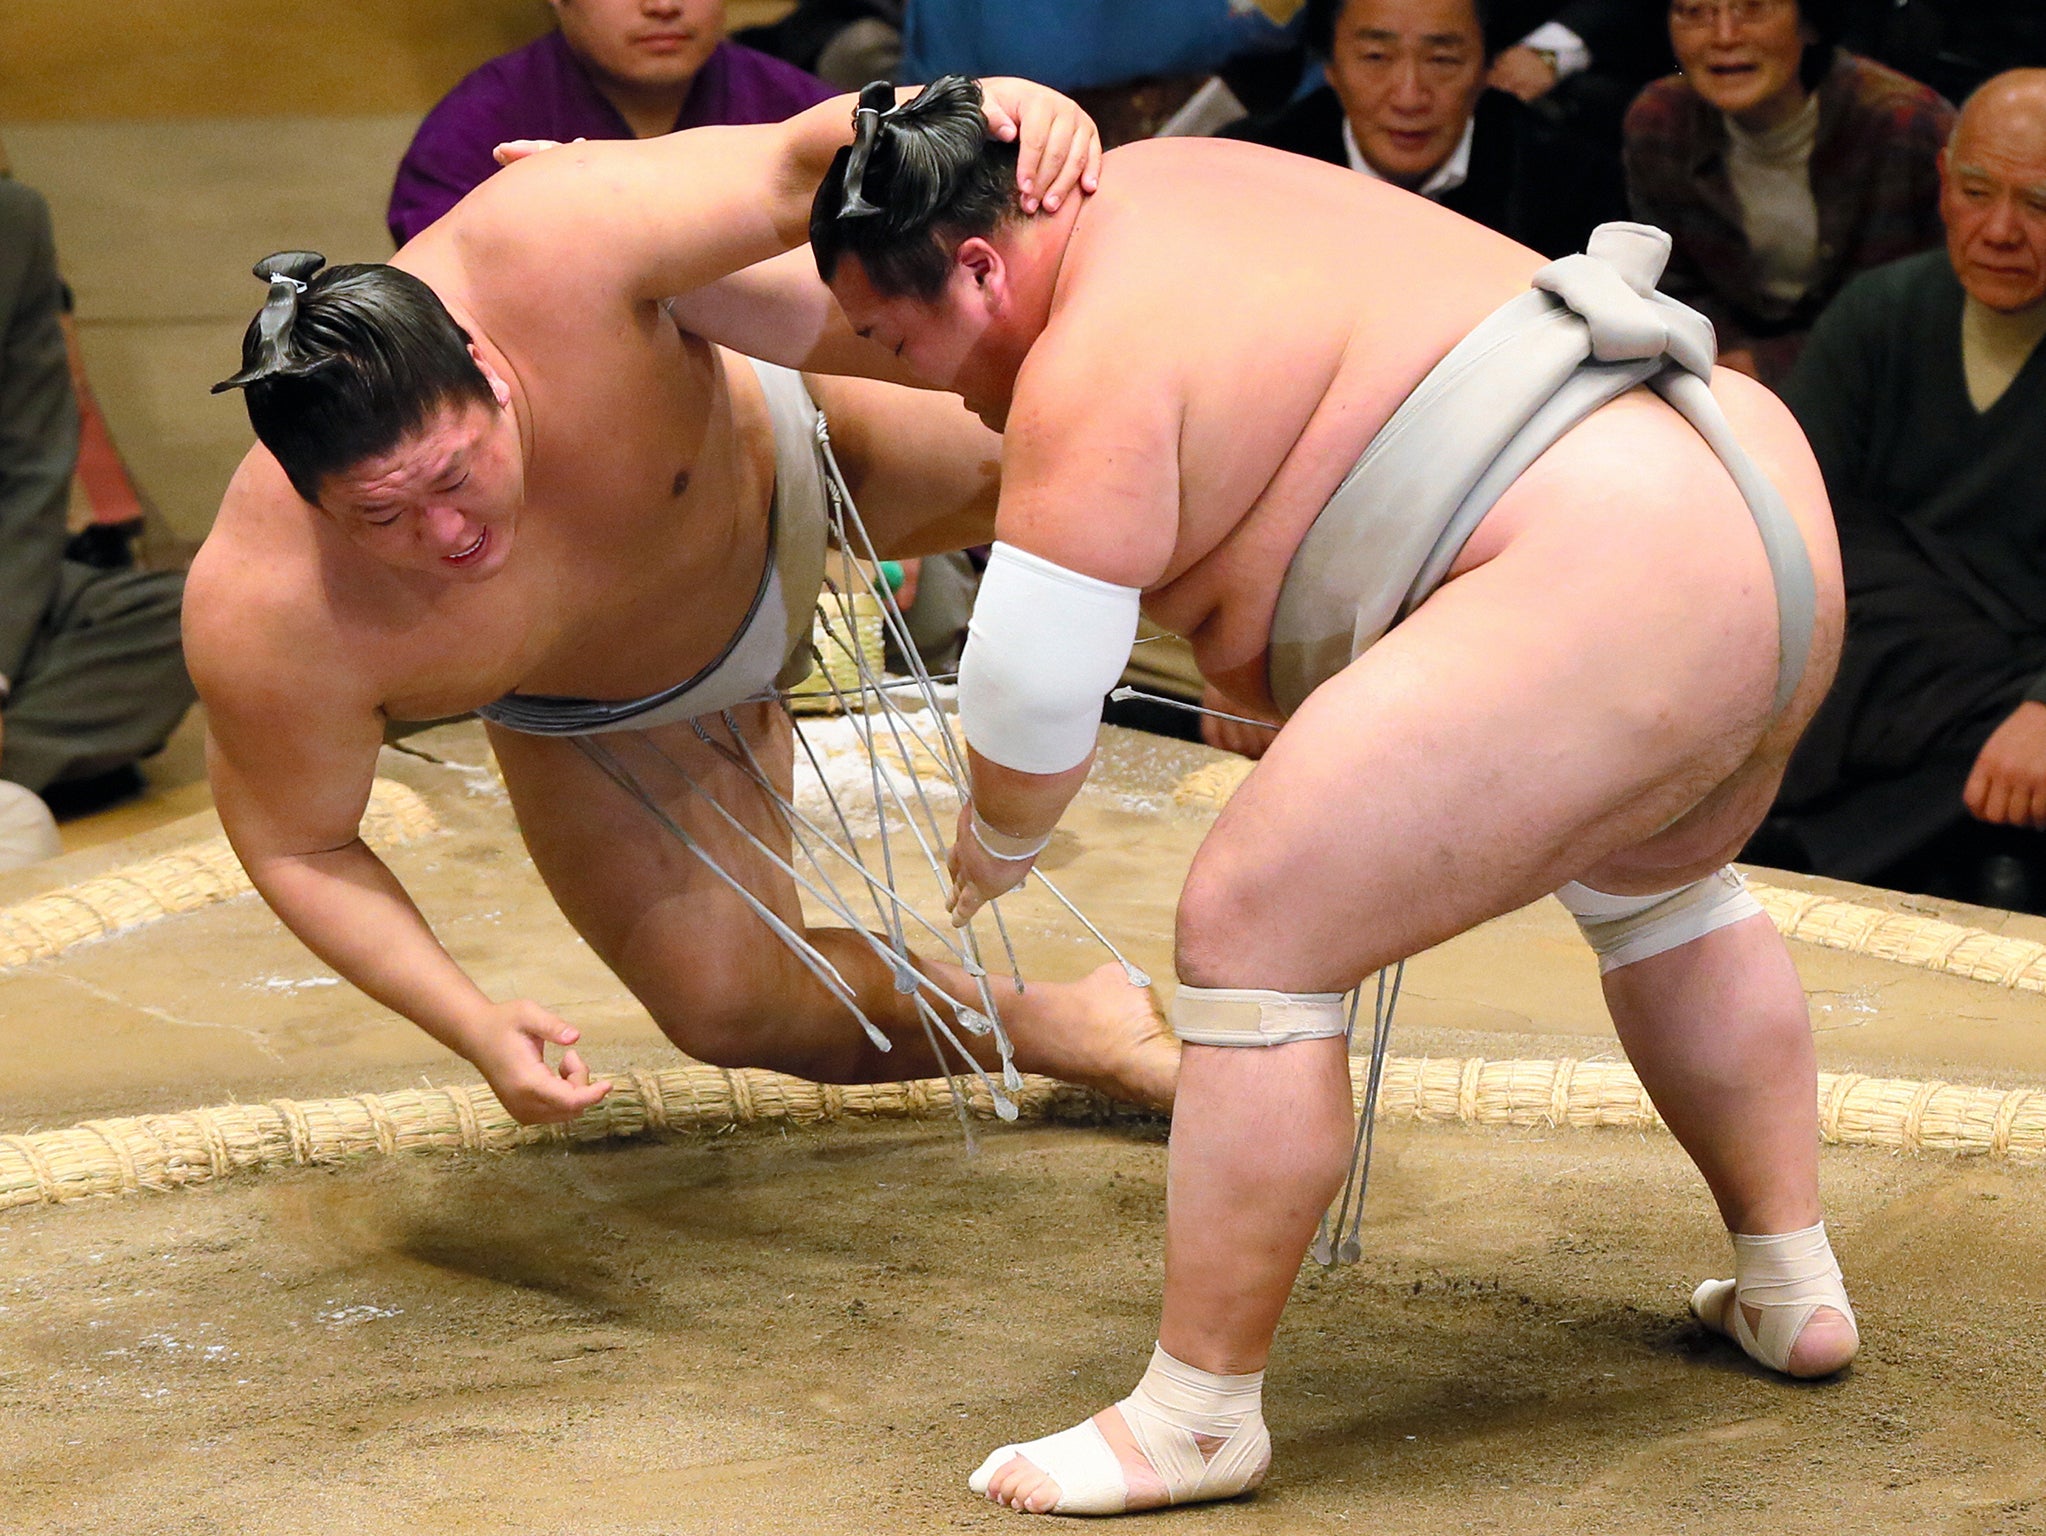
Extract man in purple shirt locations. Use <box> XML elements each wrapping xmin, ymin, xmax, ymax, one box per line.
<box><xmin>389</xmin><ymin>0</ymin><xmax>835</xmax><ymax>246</ymax></box>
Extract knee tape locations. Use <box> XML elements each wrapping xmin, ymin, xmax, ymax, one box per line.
<box><xmin>1555</xmin><ymin>865</ymin><xmax>1763</xmax><ymax>974</ymax></box>
<box><xmin>1168</xmin><ymin>984</ymin><xmax>1349</xmax><ymax>1047</ymax></box>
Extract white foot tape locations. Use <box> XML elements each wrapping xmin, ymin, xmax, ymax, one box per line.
<box><xmin>969</xmin><ymin>1345</ymin><xmax>1272</xmax><ymax>1516</ymax></box>
<box><xmin>1690</xmin><ymin>1221</ymin><xmax>1859</xmax><ymax>1375</ymax></box>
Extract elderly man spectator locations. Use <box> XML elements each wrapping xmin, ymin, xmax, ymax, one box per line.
<box><xmin>1624</xmin><ymin>0</ymin><xmax>1953</xmax><ymax>387</ymax></box>
<box><xmin>0</xmin><ymin>176</ymin><xmax>193</xmax><ymax>871</ymax></box>
<box><xmin>1221</xmin><ymin>0</ymin><xmax>1626</xmax><ymax>259</ymax></box>
<box><xmin>1755</xmin><ymin>70</ymin><xmax>2046</xmax><ymax>905</ymax></box>
<box><xmin>388</xmin><ymin>0</ymin><xmax>834</xmax><ymax>246</ymax></box>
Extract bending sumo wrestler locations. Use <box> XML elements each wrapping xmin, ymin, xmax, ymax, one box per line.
<box><xmin>809</xmin><ymin>78</ymin><xmax>1857</xmax><ymax>1516</ymax></box>
<box><xmin>186</xmin><ymin>79</ymin><xmax>1177</xmax><ymax>1135</ymax></box>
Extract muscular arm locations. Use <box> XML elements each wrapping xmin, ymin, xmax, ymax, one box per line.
<box><xmin>669</xmin><ymin>250</ymin><xmax>928</xmax><ymax>385</ymax></box>
<box><xmin>946</xmin><ymin>325</ymin><xmax>1184</xmax><ymax>919</ymax></box>
<box><xmin>186</xmin><ymin>491</ymin><xmax>606</xmax><ymax>1122</ymax></box>
<box><xmin>437</xmin><ymin>79</ymin><xmax>1099</xmax><ymax>329</ymax></box>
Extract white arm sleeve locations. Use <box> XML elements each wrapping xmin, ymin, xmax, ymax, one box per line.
<box><xmin>957</xmin><ymin>541</ymin><xmax>1143</xmax><ymax>776</ymax></box>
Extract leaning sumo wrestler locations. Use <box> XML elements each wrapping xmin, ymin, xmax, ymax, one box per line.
<box><xmin>806</xmin><ymin>80</ymin><xmax>1859</xmax><ymax>1514</ymax></box>
<box><xmin>185</xmin><ymin>78</ymin><xmax>1178</xmax><ymax>1134</ymax></box>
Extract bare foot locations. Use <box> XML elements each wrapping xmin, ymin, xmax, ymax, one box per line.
<box><xmin>1001</xmin><ymin>963</ymin><xmax>1179</xmax><ymax>1112</ymax></box>
<box><xmin>1696</xmin><ymin>1287</ymin><xmax>1859</xmax><ymax>1377</ymax></box>
<box><xmin>977</xmin><ymin>1406</ymin><xmax>1246</xmax><ymax>1515</ymax></box>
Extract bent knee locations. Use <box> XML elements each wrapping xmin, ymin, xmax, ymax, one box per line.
<box><xmin>1175</xmin><ymin>865</ymin><xmax>1283</xmax><ymax>988</ymax></box>
<box><xmin>627</xmin><ymin>946</ymin><xmax>794</xmax><ymax>1069</ymax></box>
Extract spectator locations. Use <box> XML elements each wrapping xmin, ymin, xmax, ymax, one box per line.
<box><xmin>1624</xmin><ymin>0</ymin><xmax>1954</xmax><ymax>387</ymax></box>
<box><xmin>1754</xmin><ymin>70</ymin><xmax>2046</xmax><ymax>905</ymax></box>
<box><xmin>0</xmin><ymin>177</ymin><xmax>193</xmax><ymax>871</ymax></box>
<box><xmin>1220</xmin><ymin>0</ymin><xmax>1627</xmax><ymax>260</ymax></box>
<box><xmin>1485</xmin><ymin>1</ymin><xmax>1673</xmax><ymax>151</ymax></box>
<box><xmin>388</xmin><ymin>0</ymin><xmax>834</xmax><ymax>247</ymax></box>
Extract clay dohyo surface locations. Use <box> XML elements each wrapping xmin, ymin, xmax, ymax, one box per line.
<box><xmin>3</xmin><ymin>725</ymin><xmax>2043</xmax><ymax>1535</ymax></box>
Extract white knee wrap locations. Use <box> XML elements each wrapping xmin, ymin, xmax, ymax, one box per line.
<box><xmin>1169</xmin><ymin>984</ymin><xmax>1349</xmax><ymax>1047</ymax></box>
<box><xmin>1555</xmin><ymin>865</ymin><xmax>1763</xmax><ymax>974</ymax></box>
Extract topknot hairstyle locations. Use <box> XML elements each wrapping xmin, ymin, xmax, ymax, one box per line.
<box><xmin>809</xmin><ymin>76</ymin><xmax>1022</xmax><ymax>302</ymax></box>
<box><xmin>215</xmin><ymin>253</ymin><xmax>494</xmax><ymax>506</ymax></box>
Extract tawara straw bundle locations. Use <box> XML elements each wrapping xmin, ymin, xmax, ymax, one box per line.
<box><xmin>4</xmin><ymin>1055</ymin><xmax>2038</xmax><ymax>1213</ymax></box>
<box><xmin>0</xmin><ymin>778</ymin><xmax>440</xmax><ymax>975</ymax></box>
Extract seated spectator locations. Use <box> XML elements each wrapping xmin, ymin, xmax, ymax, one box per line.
<box><xmin>0</xmin><ymin>176</ymin><xmax>193</xmax><ymax>872</ymax></box>
<box><xmin>1624</xmin><ymin>0</ymin><xmax>1954</xmax><ymax>387</ymax></box>
<box><xmin>1220</xmin><ymin>0</ymin><xmax>1627</xmax><ymax>259</ymax></box>
<box><xmin>388</xmin><ymin>0</ymin><xmax>834</xmax><ymax>246</ymax></box>
<box><xmin>1753</xmin><ymin>70</ymin><xmax>2046</xmax><ymax>905</ymax></box>
<box><xmin>1485</xmin><ymin>1</ymin><xmax>1673</xmax><ymax>151</ymax></box>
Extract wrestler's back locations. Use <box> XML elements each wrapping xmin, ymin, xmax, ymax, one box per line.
<box><xmin>1052</xmin><ymin>137</ymin><xmax>1544</xmax><ymax>683</ymax></box>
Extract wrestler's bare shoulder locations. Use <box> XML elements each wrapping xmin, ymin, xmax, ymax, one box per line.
<box><xmin>187</xmin><ymin>454</ymin><xmax>414</xmax><ymax>698</ymax></box>
<box><xmin>1053</xmin><ymin>139</ymin><xmax>1545</xmax><ymax>660</ymax></box>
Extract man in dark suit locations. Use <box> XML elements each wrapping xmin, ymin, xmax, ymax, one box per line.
<box><xmin>1220</xmin><ymin>0</ymin><xmax>1625</xmax><ymax>259</ymax></box>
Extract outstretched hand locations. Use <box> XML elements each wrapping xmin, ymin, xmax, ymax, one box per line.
<box><xmin>976</xmin><ymin>77</ymin><xmax>1103</xmax><ymax>215</ymax></box>
<box><xmin>470</xmin><ymin>999</ymin><xmax>613</xmax><ymax>1124</ymax></box>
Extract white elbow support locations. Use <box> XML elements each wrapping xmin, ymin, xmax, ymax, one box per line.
<box><xmin>1555</xmin><ymin>865</ymin><xmax>1764</xmax><ymax>974</ymax></box>
<box><xmin>1169</xmin><ymin>984</ymin><xmax>1350</xmax><ymax>1047</ymax></box>
<box><xmin>957</xmin><ymin>541</ymin><xmax>1142</xmax><ymax>775</ymax></box>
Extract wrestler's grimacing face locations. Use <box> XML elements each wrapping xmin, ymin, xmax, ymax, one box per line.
<box><xmin>1324</xmin><ymin>0</ymin><xmax>1486</xmax><ymax>188</ymax></box>
<box><xmin>550</xmin><ymin>0</ymin><xmax>723</xmax><ymax>93</ymax></box>
<box><xmin>318</xmin><ymin>397</ymin><xmax>524</xmax><ymax>583</ymax></box>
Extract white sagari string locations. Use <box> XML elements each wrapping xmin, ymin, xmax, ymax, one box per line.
<box><xmin>1311</xmin><ymin>960</ymin><xmax>1405</xmax><ymax>1268</ymax></box>
<box><xmin>569</xmin><ymin>412</ymin><xmax>1147</xmax><ymax>1133</ymax></box>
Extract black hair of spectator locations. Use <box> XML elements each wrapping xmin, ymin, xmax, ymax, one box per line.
<box><xmin>1302</xmin><ymin>0</ymin><xmax>1493</xmax><ymax>61</ymax></box>
<box><xmin>1795</xmin><ymin>0</ymin><xmax>1845</xmax><ymax>91</ymax></box>
<box><xmin>227</xmin><ymin>262</ymin><xmax>495</xmax><ymax>506</ymax></box>
<box><xmin>809</xmin><ymin>76</ymin><xmax>1021</xmax><ymax>301</ymax></box>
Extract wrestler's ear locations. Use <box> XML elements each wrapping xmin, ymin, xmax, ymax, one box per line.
<box><xmin>955</xmin><ymin>237</ymin><xmax>1007</xmax><ymax>314</ymax></box>
<box><xmin>467</xmin><ymin>344</ymin><xmax>514</xmax><ymax>408</ymax></box>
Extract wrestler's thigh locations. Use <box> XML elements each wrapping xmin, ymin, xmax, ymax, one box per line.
<box><xmin>484</xmin><ymin>707</ymin><xmax>806</xmax><ymax>1015</ymax></box>
<box><xmin>1181</xmin><ymin>461</ymin><xmax>1793</xmax><ymax>990</ymax></box>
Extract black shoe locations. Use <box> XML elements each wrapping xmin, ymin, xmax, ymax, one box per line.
<box><xmin>40</xmin><ymin>764</ymin><xmax>147</xmax><ymax>820</ymax></box>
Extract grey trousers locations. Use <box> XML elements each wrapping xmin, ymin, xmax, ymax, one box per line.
<box><xmin>2</xmin><ymin>559</ymin><xmax>195</xmax><ymax>794</ymax></box>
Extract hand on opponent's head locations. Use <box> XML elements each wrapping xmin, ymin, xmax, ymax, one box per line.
<box><xmin>973</xmin><ymin>77</ymin><xmax>1103</xmax><ymax>214</ymax></box>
